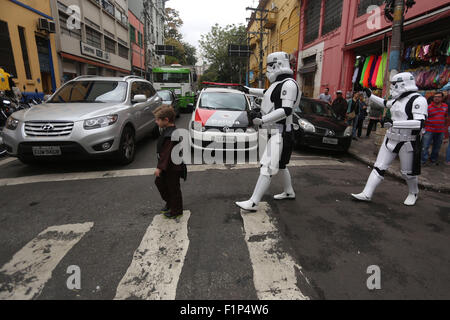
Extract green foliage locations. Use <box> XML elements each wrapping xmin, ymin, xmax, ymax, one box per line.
<box><xmin>164</xmin><ymin>8</ymin><xmax>183</xmax><ymax>41</ymax></box>
<box><xmin>199</xmin><ymin>24</ymin><xmax>247</xmax><ymax>84</ymax></box>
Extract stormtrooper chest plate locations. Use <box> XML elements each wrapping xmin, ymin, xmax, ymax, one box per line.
<box><xmin>261</xmin><ymin>81</ymin><xmax>282</xmax><ymax>115</ymax></box>
<box><xmin>390</xmin><ymin>99</ymin><xmax>409</xmax><ymax>122</ymax></box>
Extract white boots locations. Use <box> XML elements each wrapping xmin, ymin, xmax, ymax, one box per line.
<box><xmin>274</xmin><ymin>169</ymin><xmax>296</xmax><ymax>200</ymax></box>
<box><xmin>352</xmin><ymin>169</ymin><xmax>419</xmax><ymax>206</ymax></box>
<box><xmin>351</xmin><ymin>169</ymin><xmax>383</xmax><ymax>201</ymax></box>
<box><xmin>236</xmin><ymin>175</ymin><xmax>271</xmax><ymax>211</ymax></box>
<box><xmin>403</xmin><ymin>175</ymin><xmax>419</xmax><ymax>206</ymax></box>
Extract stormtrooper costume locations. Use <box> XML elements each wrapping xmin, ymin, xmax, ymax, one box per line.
<box><xmin>351</xmin><ymin>72</ymin><xmax>428</xmax><ymax>206</ymax></box>
<box><xmin>236</xmin><ymin>52</ymin><xmax>301</xmax><ymax>211</ymax></box>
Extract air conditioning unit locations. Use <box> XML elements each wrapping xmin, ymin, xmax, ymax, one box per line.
<box><xmin>38</xmin><ymin>18</ymin><xmax>49</xmax><ymax>31</ymax></box>
<box><xmin>48</xmin><ymin>21</ymin><xmax>56</xmax><ymax>33</ymax></box>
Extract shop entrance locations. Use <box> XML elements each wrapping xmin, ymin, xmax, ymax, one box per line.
<box><xmin>302</xmin><ymin>72</ymin><xmax>315</xmax><ymax>98</ymax></box>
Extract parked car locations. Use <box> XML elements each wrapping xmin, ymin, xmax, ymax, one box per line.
<box><xmin>293</xmin><ymin>97</ymin><xmax>352</xmax><ymax>152</ymax></box>
<box><xmin>1</xmin><ymin>75</ymin><xmax>162</xmax><ymax>165</ymax></box>
<box><xmin>189</xmin><ymin>87</ymin><xmax>258</xmax><ymax>152</ymax></box>
<box><xmin>157</xmin><ymin>89</ymin><xmax>180</xmax><ymax>118</ymax></box>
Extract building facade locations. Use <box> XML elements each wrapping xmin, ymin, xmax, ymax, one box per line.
<box><xmin>128</xmin><ymin>9</ymin><xmax>145</xmax><ymax>76</ymax></box>
<box><xmin>297</xmin><ymin>0</ymin><xmax>450</xmax><ymax>99</ymax></box>
<box><xmin>50</xmin><ymin>0</ymin><xmax>132</xmax><ymax>83</ymax></box>
<box><xmin>128</xmin><ymin>0</ymin><xmax>166</xmax><ymax>75</ymax></box>
<box><xmin>247</xmin><ymin>0</ymin><xmax>301</xmax><ymax>88</ymax></box>
<box><xmin>0</xmin><ymin>0</ymin><xmax>61</xmax><ymax>96</ymax></box>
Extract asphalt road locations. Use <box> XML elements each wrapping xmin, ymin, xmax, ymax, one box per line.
<box><xmin>0</xmin><ymin>114</ymin><xmax>449</xmax><ymax>300</ymax></box>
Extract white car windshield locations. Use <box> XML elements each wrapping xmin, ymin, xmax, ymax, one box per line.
<box><xmin>49</xmin><ymin>81</ymin><xmax>128</xmax><ymax>103</ymax></box>
<box><xmin>200</xmin><ymin>92</ymin><xmax>248</xmax><ymax>111</ymax></box>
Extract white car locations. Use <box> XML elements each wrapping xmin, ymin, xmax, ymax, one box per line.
<box><xmin>189</xmin><ymin>87</ymin><xmax>258</xmax><ymax>152</ymax></box>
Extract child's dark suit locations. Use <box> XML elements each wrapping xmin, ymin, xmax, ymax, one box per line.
<box><xmin>155</xmin><ymin>126</ymin><xmax>186</xmax><ymax>216</ymax></box>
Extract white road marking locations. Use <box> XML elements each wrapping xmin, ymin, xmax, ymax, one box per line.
<box><xmin>0</xmin><ymin>157</ymin><xmax>17</xmax><ymax>167</ymax></box>
<box><xmin>114</xmin><ymin>211</ymin><xmax>190</xmax><ymax>300</ymax></box>
<box><xmin>0</xmin><ymin>159</ymin><xmax>350</xmax><ymax>188</ymax></box>
<box><xmin>240</xmin><ymin>203</ymin><xmax>310</xmax><ymax>300</ymax></box>
<box><xmin>0</xmin><ymin>222</ymin><xmax>94</xmax><ymax>300</ymax></box>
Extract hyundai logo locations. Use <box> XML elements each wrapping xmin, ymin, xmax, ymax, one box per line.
<box><xmin>223</xmin><ymin>126</ymin><xmax>231</xmax><ymax>132</ymax></box>
<box><xmin>326</xmin><ymin>130</ymin><xmax>335</xmax><ymax>137</ymax></box>
<box><xmin>42</xmin><ymin>124</ymin><xmax>54</xmax><ymax>131</ymax></box>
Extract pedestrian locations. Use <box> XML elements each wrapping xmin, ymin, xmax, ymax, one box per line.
<box><xmin>346</xmin><ymin>92</ymin><xmax>360</xmax><ymax>140</ymax></box>
<box><xmin>422</xmin><ymin>91</ymin><xmax>448</xmax><ymax>166</ymax></box>
<box><xmin>319</xmin><ymin>87</ymin><xmax>332</xmax><ymax>104</ymax></box>
<box><xmin>331</xmin><ymin>90</ymin><xmax>347</xmax><ymax>121</ymax></box>
<box><xmin>366</xmin><ymin>92</ymin><xmax>383</xmax><ymax>137</ymax></box>
<box><xmin>153</xmin><ymin>105</ymin><xmax>187</xmax><ymax>219</ymax></box>
<box><xmin>356</xmin><ymin>96</ymin><xmax>368</xmax><ymax>138</ymax></box>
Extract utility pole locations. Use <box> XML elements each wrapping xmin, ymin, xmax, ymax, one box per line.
<box><xmin>246</xmin><ymin>7</ymin><xmax>269</xmax><ymax>89</ymax></box>
<box><xmin>143</xmin><ymin>1</ymin><xmax>150</xmax><ymax>80</ymax></box>
<box><xmin>387</xmin><ymin>0</ymin><xmax>405</xmax><ymax>80</ymax></box>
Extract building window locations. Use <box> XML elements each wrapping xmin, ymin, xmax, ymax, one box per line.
<box><xmin>105</xmin><ymin>37</ymin><xmax>116</xmax><ymax>54</ymax></box>
<box><xmin>118</xmin><ymin>44</ymin><xmax>129</xmax><ymax>59</ymax></box>
<box><xmin>130</xmin><ymin>25</ymin><xmax>136</xmax><ymax>43</ymax></box>
<box><xmin>102</xmin><ymin>0</ymin><xmax>115</xmax><ymax>17</ymax></box>
<box><xmin>322</xmin><ymin>0</ymin><xmax>343</xmax><ymax>35</ymax></box>
<box><xmin>59</xmin><ymin>11</ymin><xmax>82</xmax><ymax>39</ymax></box>
<box><xmin>138</xmin><ymin>32</ymin><xmax>143</xmax><ymax>47</ymax></box>
<box><xmin>357</xmin><ymin>0</ymin><xmax>384</xmax><ymax>17</ymax></box>
<box><xmin>304</xmin><ymin>0</ymin><xmax>322</xmax><ymax>44</ymax></box>
<box><xmin>18</xmin><ymin>26</ymin><xmax>32</xmax><ymax>80</ymax></box>
<box><xmin>86</xmin><ymin>26</ymin><xmax>102</xmax><ymax>49</ymax></box>
<box><xmin>0</xmin><ymin>20</ymin><xmax>17</xmax><ymax>76</ymax></box>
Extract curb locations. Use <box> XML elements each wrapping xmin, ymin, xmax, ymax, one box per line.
<box><xmin>347</xmin><ymin>147</ymin><xmax>450</xmax><ymax>194</ymax></box>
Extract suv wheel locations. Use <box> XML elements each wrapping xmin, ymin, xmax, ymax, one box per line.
<box><xmin>116</xmin><ymin>127</ymin><xmax>135</xmax><ymax>165</ymax></box>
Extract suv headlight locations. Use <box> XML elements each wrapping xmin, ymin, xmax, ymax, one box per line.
<box><xmin>298</xmin><ymin>118</ymin><xmax>315</xmax><ymax>133</ymax></box>
<box><xmin>84</xmin><ymin>115</ymin><xmax>118</xmax><ymax>130</ymax></box>
<box><xmin>6</xmin><ymin>117</ymin><xmax>19</xmax><ymax>130</ymax></box>
<box><xmin>344</xmin><ymin>126</ymin><xmax>352</xmax><ymax>137</ymax></box>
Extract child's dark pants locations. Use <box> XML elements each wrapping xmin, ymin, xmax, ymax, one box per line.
<box><xmin>155</xmin><ymin>171</ymin><xmax>183</xmax><ymax>215</ymax></box>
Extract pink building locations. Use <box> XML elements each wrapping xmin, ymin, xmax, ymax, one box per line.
<box><xmin>128</xmin><ymin>10</ymin><xmax>145</xmax><ymax>75</ymax></box>
<box><xmin>297</xmin><ymin>0</ymin><xmax>450</xmax><ymax>100</ymax></box>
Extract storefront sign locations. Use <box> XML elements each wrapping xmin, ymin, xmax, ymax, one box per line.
<box><xmin>80</xmin><ymin>42</ymin><xmax>110</xmax><ymax>62</ymax></box>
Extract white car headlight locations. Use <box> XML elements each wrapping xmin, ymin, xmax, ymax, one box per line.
<box><xmin>84</xmin><ymin>115</ymin><xmax>118</xmax><ymax>130</ymax></box>
<box><xmin>246</xmin><ymin>127</ymin><xmax>256</xmax><ymax>133</ymax></box>
<box><xmin>191</xmin><ymin>121</ymin><xmax>205</xmax><ymax>132</ymax></box>
<box><xmin>344</xmin><ymin>126</ymin><xmax>352</xmax><ymax>137</ymax></box>
<box><xmin>298</xmin><ymin>118</ymin><xmax>315</xmax><ymax>133</ymax></box>
<box><xmin>6</xmin><ymin>117</ymin><xmax>19</xmax><ymax>130</ymax></box>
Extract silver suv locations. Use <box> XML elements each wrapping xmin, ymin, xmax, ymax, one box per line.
<box><xmin>2</xmin><ymin>75</ymin><xmax>162</xmax><ymax>165</ymax></box>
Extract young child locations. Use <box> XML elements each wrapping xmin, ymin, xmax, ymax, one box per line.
<box><xmin>153</xmin><ymin>105</ymin><xmax>186</xmax><ymax>219</ymax></box>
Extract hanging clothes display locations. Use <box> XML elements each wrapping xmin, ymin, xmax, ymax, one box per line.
<box><xmin>363</xmin><ymin>55</ymin><xmax>375</xmax><ymax>88</ymax></box>
<box><xmin>376</xmin><ymin>52</ymin><xmax>388</xmax><ymax>89</ymax></box>
<box><xmin>370</xmin><ymin>55</ymin><xmax>381</xmax><ymax>88</ymax></box>
<box><xmin>359</xmin><ymin>57</ymin><xmax>370</xmax><ymax>87</ymax></box>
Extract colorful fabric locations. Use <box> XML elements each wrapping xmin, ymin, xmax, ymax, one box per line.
<box><xmin>425</xmin><ymin>102</ymin><xmax>448</xmax><ymax>133</ymax></box>
<box><xmin>0</xmin><ymin>68</ymin><xmax>11</xmax><ymax>91</ymax></box>
<box><xmin>370</xmin><ymin>56</ymin><xmax>382</xmax><ymax>88</ymax></box>
<box><xmin>376</xmin><ymin>52</ymin><xmax>387</xmax><ymax>89</ymax></box>
<box><xmin>359</xmin><ymin>57</ymin><xmax>370</xmax><ymax>87</ymax></box>
<box><xmin>363</xmin><ymin>56</ymin><xmax>375</xmax><ymax>88</ymax></box>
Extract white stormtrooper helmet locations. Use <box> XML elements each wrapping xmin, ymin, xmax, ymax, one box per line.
<box><xmin>390</xmin><ymin>72</ymin><xmax>418</xmax><ymax>99</ymax></box>
<box><xmin>266</xmin><ymin>51</ymin><xmax>293</xmax><ymax>83</ymax></box>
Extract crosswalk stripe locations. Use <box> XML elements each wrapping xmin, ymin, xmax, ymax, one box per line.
<box><xmin>240</xmin><ymin>203</ymin><xmax>310</xmax><ymax>300</ymax></box>
<box><xmin>114</xmin><ymin>211</ymin><xmax>191</xmax><ymax>300</ymax></box>
<box><xmin>0</xmin><ymin>160</ymin><xmax>350</xmax><ymax>188</ymax></box>
<box><xmin>0</xmin><ymin>222</ymin><xmax>94</xmax><ymax>300</ymax></box>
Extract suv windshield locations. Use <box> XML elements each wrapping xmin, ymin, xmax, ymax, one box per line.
<box><xmin>295</xmin><ymin>99</ymin><xmax>337</xmax><ymax>118</ymax></box>
<box><xmin>200</xmin><ymin>92</ymin><xmax>248</xmax><ymax>111</ymax></box>
<box><xmin>49</xmin><ymin>81</ymin><xmax>128</xmax><ymax>103</ymax></box>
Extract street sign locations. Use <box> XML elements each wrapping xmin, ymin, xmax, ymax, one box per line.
<box><xmin>228</xmin><ymin>44</ymin><xmax>251</xmax><ymax>57</ymax></box>
<box><xmin>155</xmin><ymin>45</ymin><xmax>175</xmax><ymax>56</ymax></box>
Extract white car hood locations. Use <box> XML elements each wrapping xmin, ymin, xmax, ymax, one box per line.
<box><xmin>13</xmin><ymin>102</ymin><xmax>124</xmax><ymax>122</ymax></box>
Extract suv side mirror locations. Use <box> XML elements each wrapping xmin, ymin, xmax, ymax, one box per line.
<box><xmin>132</xmin><ymin>94</ymin><xmax>147</xmax><ymax>103</ymax></box>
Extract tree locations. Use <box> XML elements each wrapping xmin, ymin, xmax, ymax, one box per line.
<box><xmin>182</xmin><ymin>41</ymin><xmax>198</xmax><ymax>66</ymax></box>
<box><xmin>199</xmin><ymin>23</ymin><xmax>247</xmax><ymax>84</ymax></box>
<box><xmin>164</xmin><ymin>37</ymin><xmax>186</xmax><ymax>65</ymax></box>
<box><xmin>164</xmin><ymin>7</ymin><xmax>183</xmax><ymax>41</ymax></box>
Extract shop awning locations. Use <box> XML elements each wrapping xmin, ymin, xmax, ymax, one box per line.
<box><xmin>298</xmin><ymin>62</ymin><xmax>317</xmax><ymax>74</ymax></box>
<box><xmin>60</xmin><ymin>52</ymin><xmax>131</xmax><ymax>74</ymax></box>
<box><xmin>344</xmin><ymin>5</ymin><xmax>450</xmax><ymax>50</ymax></box>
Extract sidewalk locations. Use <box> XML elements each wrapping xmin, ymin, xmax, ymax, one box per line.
<box><xmin>347</xmin><ymin>130</ymin><xmax>450</xmax><ymax>194</ymax></box>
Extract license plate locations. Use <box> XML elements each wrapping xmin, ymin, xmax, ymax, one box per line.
<box><xmin>32</xmin><ymin>146</ymin><xmax>62</xmax><ymax>156</ymax></box>
<box><xmin>322</xmin><ymin>137</ymin><xmax>338</xmax><ymax>145</ymax></box>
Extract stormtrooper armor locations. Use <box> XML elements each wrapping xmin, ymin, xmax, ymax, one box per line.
<box><xmin>236</xmin><ymin>52</ymin><xmax>301</xmax><ymax>211</ymax></box>
<box><xmin>351</xmin><ymin>72</ymin><xmax>428</xmax><ymax>206</ymax></box>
